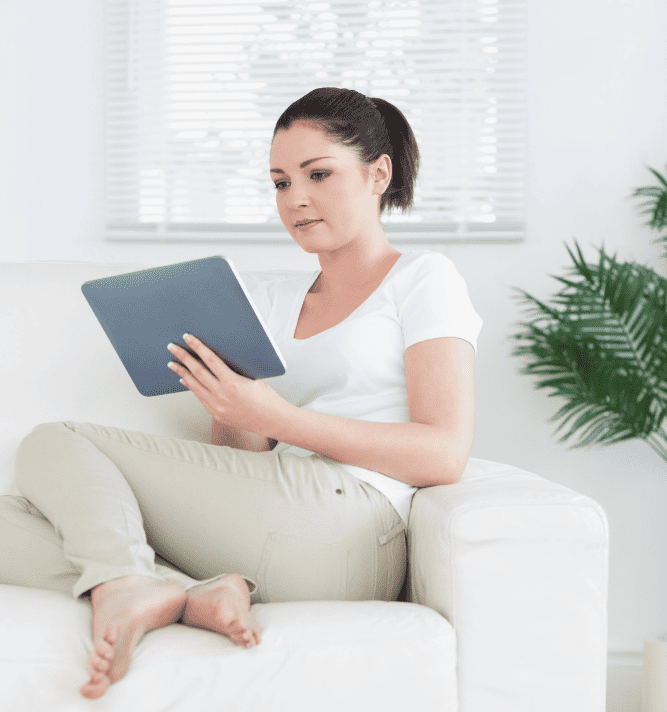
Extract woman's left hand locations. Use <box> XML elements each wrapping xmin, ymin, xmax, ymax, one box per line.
<box><xmin>167</xmin><ymin>333</ymin><xmax>286</xmax><ymax>437</ymax></box>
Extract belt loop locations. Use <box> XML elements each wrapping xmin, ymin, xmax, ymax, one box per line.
<box><xmin>378</xmin><ymin>520</ymin><xmax>406</xmax><ymax>546</ymax></box>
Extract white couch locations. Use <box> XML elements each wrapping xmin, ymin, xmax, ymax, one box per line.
<box><xmin>0</xmin><ymin>261</ymin><xmax>609</xmax><ymax>712</ymax></box>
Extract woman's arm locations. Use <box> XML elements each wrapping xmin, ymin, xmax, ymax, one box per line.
<box><xmin>211</xmin><ymin>418</ymin><xmax>277</xmax><ymax>452</ymax></box>
<box><xmin>267</xmin><ymin>337</ymin><xmax>475</xmax><ymax>487</ymax></box>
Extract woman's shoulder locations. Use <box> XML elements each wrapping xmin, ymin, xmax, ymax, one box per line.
<box><xmin>392</xmin><ymin>250</ymin><xmax>477</xmax><ymax>312</ymax></box>
<box><xmin>393</xmin><ymin>249</ymin><xmax>462</xmax><ymax>283</ymax></box>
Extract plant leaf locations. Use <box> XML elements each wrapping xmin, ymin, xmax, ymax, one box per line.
<box><xmin>509</xmin><ymin>239</ymin><xmax>667</xmax><ymax>450</ymax></box>
<box><xmin>647</xmin><ymin>165</ymin><xmax>667</xmax><ymax>189</ymax></box>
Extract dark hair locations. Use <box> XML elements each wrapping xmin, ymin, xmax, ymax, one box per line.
<box><xmin>272</xmin><ymin>87</ymin><xmax>420</xmax><ymax>214</ymax></box>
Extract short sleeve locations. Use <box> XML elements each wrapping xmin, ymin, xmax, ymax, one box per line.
<box><xmin>398</xmin><ymin>254</ymin><xmax>483</xmax><ymax>354</ymax></box>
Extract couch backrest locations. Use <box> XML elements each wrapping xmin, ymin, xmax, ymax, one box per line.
<box><xmin>1</xmin><ymin>262</ymin><xmax>309</xmax><ymax>495</ymax></box>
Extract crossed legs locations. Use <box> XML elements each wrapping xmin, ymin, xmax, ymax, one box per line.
<box><xmin>3</xmin><ymin>422</ymin><xmax>265</xmax><ymax>698</ymax></box>
<box><xmin>2</xmin><ymin>420</ymin><xmax>404</xmax><ymax>698</ymax></box>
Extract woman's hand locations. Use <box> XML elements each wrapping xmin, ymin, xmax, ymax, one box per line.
<box><xmin>167</xmin><ymin>333</ymin><xmax>286</xmax><ymax>438</ymax></box>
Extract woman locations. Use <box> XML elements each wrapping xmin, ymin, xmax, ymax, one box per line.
<box><xmin>0</xmin><ymin>87</ymin><xmax>482</xmax><ymax>699</ymax></box>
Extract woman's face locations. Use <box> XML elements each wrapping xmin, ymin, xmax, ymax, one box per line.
<box><xmin>269</xmin><ymin>121</ymin><xmax>390</xmax><ymax>253</ymax></box>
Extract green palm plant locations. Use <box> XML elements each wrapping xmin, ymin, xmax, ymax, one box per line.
<box><xmin>631</xmin><ymin>164</ymin><xmax>667</xmax><ymax>259</ymax></box>
<box><xmin>510</xmin><ymin>239</ymin><xmax>667</xmax><ymax>462</ymax></box>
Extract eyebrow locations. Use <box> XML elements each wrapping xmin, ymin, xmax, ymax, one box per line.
<box><xmin>270</xmin><ymin>156</ymin><xmax>336</xmax><ymax>175</ymax></box>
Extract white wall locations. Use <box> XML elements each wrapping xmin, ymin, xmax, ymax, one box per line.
<box><xmin>2</xmin><ymin>0</ymin><xmax>667</xmax><ymax>656</ymax></box>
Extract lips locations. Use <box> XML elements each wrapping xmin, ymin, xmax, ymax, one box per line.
<box><xmin>295</xmin><ymin>219</ymin><xmax>322</xmax><ymax>227</ymax></box>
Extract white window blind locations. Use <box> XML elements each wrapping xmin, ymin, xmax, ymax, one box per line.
<box><xmin>105</xmin><ymin>0</ymin><xmax>527</xmax><ymax>242</ymax></box>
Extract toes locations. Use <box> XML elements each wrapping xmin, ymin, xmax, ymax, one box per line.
<box><xmin>94</xmin><ymin>632</ymin><xmax>115</xmax><ymax>660</ymax></box>
<box><xmin>88</xmin><ymin>656</ymin><xmax>110</xmax><ymax>676</ymax></box>
<box><xmin>226</xmin><ymin>613</ymin><xmax>261</xmax><ymax>648</ymax></box>
<box><xmin>103</xmin><ymin>625</ymin><xmax>119</xmax><ymax>647</ymax></box>
<box><xmin>233</xmin><ymin>626</ymin><xmax>258</xmax><ymax>648</ymax></box>
<box><xmin>88</xmin><ymin>638</ymin><xmax>114</xmax><ymax>675</ymax></box>
<box><xmin>230</xmin><ymin>622</ymin><xmax>252</xmax><ymax>645</ymax></box>
<box><xmin>182</xmin><ymin>578</ymin><xmax>260</xmax><ymax>648</ymax></box>
<box><xmin>83</xmin><ymin>627</ymin><xmax>117</xmax><ymax>697</ymax></box>
<box><xmin>221</xmin><ymin>620</ymin><xmax>248</xmax><ymax>647</ymax></box>
<box><xmin>80</xmin><ymin>671</ymin><xmax>110</xmax><ymax>700</ymax></box>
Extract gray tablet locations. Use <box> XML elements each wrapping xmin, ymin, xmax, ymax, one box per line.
<box><xmin>81</xmin><ymin>256</ymin><xmax>286</xmax><ymax>397</ymax></box>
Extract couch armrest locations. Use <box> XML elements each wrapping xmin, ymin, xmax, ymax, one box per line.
<box><xmin>407</xmin><ymin>457</ymin><xmax>608</xmax><ymax>712</ymax></box>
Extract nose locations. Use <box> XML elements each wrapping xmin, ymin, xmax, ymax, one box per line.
<box><xmin>285</xmin><ymin>177</ymin><xmax>310</xmax><ymax>209</ymax></box>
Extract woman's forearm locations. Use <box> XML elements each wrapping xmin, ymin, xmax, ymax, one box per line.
<box><xmin>267</xmin><ymin>401</ymin><xmax>466</xmax><ymax>488</ymax></box>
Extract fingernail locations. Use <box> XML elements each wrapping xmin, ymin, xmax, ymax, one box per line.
<box><xmin>183</xmin><ymin>333</ymin><xmax>192</xmax><ymax>341</ymax></box>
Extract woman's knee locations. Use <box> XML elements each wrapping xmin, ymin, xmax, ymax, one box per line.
<box><xmin>21</xmin><ymin>421</ymin><xmax>70</xmax><ymax>441</ymax></box>
<box><xmin>14</xmin><ymin>422</ymin><xmax>69</xmax><ymax>491</ymax></box>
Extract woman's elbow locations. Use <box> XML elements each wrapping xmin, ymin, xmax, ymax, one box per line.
<box><xmin>423</xmin><ymin>449</ymin><xmax>468</xmax><ymax>487</ymax></box>
<box><xmin>422</xmin><ymin>469</ymin><xmax>463</xmax><ymax>488</ymax></box>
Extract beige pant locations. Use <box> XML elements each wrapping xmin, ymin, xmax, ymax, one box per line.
<box><xmin>0</xmin><ymin>422</ymin><xmax>407</xmax><ymax>604</ymax></box>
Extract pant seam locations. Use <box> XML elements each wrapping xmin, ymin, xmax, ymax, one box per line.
<box><xmin>63</xmin><ymin>422</ymin><xmax>322</xmax><ymax>485</ymax></box>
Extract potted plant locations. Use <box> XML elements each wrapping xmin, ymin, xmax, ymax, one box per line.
<box><xmin>510</xmin><ymin>165</ymin><xmax>667</xmax><ymax>462</ymax></box>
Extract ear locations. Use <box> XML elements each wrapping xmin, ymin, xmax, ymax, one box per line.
<box><xmin>370</xmin><ymin>154</ymin><xmax>392</xmax><ymax>197</ymax></box>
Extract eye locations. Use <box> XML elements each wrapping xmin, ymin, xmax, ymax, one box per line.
<box><xmin>273</xmin><ymin>171</ymin><xmax>329</xmax><ymax>191</ymax></box>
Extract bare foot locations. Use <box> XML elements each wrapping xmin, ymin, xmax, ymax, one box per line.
<box><xmin>80</xmin><ymin>576</ymin><xmax>187</xmax><ymax>699</ymax></box>
<box><xmin>182</xmin><ymin>573</ymin><xmax>261</xmax><ymax>648</ymax></box>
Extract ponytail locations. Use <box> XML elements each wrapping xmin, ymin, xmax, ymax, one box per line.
<box><xmin>368</xmin><ymin>96</ymin><xmax>420</xmax><ymax>213</ymax></box>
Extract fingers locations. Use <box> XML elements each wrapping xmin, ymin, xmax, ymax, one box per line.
<box><xmin>167</xmin><ymin>335</ymin><xmax>218</xmax><ymax>386</ymax></box>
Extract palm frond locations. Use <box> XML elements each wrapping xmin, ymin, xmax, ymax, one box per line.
<box><xmin>510</xmin><ymin>238</ymin><xmax>667</xmax><ymax>451</ymax></box>
<box><xmin>647</xmin><ymin>165</ymin><xmax>667</xmax><ymax>190</ymax></box>
<box><xmin>631</xmin><ymin>165</ymin><xmax>667</xmax><ymax>233</ymax></box>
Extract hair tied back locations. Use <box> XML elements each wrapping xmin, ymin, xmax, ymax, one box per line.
<box><xmin>273</xmin><ymin>87</ymin><xmax>420</xmax><ymax>214</ymax></box>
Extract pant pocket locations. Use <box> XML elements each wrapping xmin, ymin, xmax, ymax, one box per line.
<box><xmin>256</xmin><ymin>532</ymin><xmax>348</xmax><ymax>603</ymax></box>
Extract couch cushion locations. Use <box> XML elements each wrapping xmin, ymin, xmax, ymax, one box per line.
<box><xmin>0</xmin><ymin>584</ymin><xmax>457</xmax><ymax>712</ymax></box>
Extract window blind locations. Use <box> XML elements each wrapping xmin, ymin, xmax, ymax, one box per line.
<box><xmin>105</xmin><ymin>0</ymin><xmax>527</xmax><ymax>242</ymax></box>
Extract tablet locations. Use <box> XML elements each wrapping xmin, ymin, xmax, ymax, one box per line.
<box><xmin>81</xmin><ymin>256</ymin><xmax>287</xmax><ymax>397</ymax></box>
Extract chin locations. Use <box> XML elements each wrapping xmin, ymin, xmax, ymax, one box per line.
<box><xmin>292</xmin><ymin>225</ymin><xmax>332</xmax><ymax>247</ymax></box>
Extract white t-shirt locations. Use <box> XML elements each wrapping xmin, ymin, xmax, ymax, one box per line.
<box><xmin>249</xmin><ymin>249</ymin><xmax>483</xmax><ymax>524</ymax></box>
